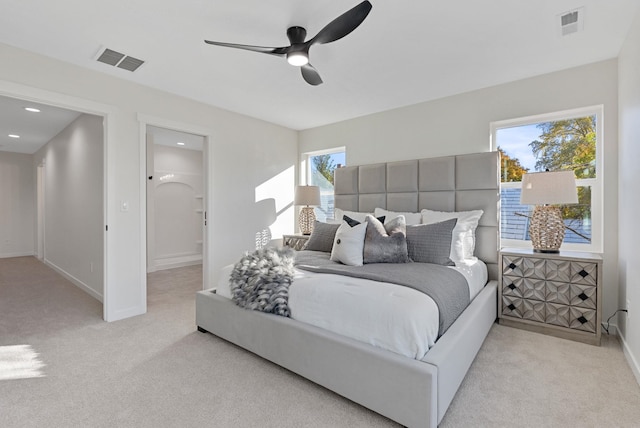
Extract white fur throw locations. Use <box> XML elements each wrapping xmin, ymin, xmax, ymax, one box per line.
<box><xmin>229</xmin><ymin>247</ymin><xmax>295</xmax><ymax>317</ymax></box>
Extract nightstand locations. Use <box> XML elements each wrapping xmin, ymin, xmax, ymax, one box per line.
<box><xmin>282</xmin><ymin>234</ymin><xmax>309</xmax><ymax>250</ymax></box>
<box><xmin>498</xmin><ymin>247</ymin><xmax>602</xmax><ymax>345</ymax></box>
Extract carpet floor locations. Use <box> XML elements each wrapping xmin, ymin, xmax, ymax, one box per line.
<box><xmin>1</xmin><ymin>256</ymin><xmax>639</xmax><ymax>427</ymax></box>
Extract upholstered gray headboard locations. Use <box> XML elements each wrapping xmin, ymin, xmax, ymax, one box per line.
<box><xmin>333</xmin><ymin>151</ymin><xmax>500</xmax><ymax>280</ymax></box>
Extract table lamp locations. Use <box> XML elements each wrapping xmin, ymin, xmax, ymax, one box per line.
<box><xmin>294</xmin><ymin>185</ymin><xmax>321</xmax><ymax>235</ymax></box>
<box><xmin>520</xmin><ymin>170</ymin><xmax>578</xmax><ymax>253</ymax></box>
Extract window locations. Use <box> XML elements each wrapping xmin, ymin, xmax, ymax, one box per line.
<box><xmin>491</xmin><ymin>106</ymin><xmax>602</xmax><ymax>252</ymax></box>
<box><xmin>303</xmin><ymin>148</ymin><xmax>346</xmax><ymax>222</ymax></box>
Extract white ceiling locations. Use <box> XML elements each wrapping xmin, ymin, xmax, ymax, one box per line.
<box><xmin>0</xmin><ymin>0</ymin><xmax>638</xmax><ymax>134</ymax></box>
<box><xmin>0</xmin><ymin>96</ymin><xmax>81</xmax><ymax>154</ymax></box>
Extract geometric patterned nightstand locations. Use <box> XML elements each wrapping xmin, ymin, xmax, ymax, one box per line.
<box><xmin>498</xmin><ymin>248</ymin><xmax>602</xmax><ymax>345</ymax></box>
<box><xmin>282</xmin><ymin>234</ymin><xmax>310</xmax><ymax>251</ymax></box>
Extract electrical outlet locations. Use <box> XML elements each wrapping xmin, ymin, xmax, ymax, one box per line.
<box><xmin>627</xmin><ymin>300</ymin><xmax>631</xmax><ymax>320</ymax></box>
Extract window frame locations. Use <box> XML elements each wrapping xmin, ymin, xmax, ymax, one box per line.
<box><xmin>301</xmin><ymin>146</ymin><xmax>346</xmax><ymax>223</ymax></box>
<box><xmin>490</xmin><ymin>105</ymin><xmax>603</xmax><ymax>253</ymax></box>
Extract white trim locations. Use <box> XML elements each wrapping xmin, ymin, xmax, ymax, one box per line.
<box><xmin>301</xmin><ymin>146</ymin><xmax>346</xmax><ymax>185</ymax></box>
<box><xmin>299</xmin><ymin>146</ymin><xmax>346</xmax><ymax>226</ymax></box>
<box><xmin>619</xmin><ymin>329</ymin><xmax>640</xmax><ymax>387</ymax></box>
<box><xmin>36</xmin><ymin>162</ymin><xmax>45</xmax><ymax>261</ymax></box>
<box><xmin>0</xmin><ymin>80</ymin><xmax>114</xmax><ymax>321</ymax></box>
<box><xmin>138</xmin><ymin>121</ymin><xmax>148</xmax><ymax>312</ymax></box>
<box><xmin>491</xmin><ymin>105</ymin><xmax>603</xmax><ymax>253</ymax></box>
<box><xmin>137</xmin><ymin>113</ymin><xmax>215</xmax><ymax>291</ymax></box>
<box><xmin>0</xmin><ymin>252</ymin><xmax>34</xmax><ymax>258</ymax></box>
<box><xmin>152</xmin><ymin>254</ymin><xmax>202</xmax><ymax>272</ymax></box>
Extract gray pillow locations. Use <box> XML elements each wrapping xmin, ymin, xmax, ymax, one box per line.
<box><xmin>363</xmin><ymin>215</ymin><xmax>410</xmax><ymax>264</ymax></box>
<box><xmin>303</xmin><ymin>221</ymin><xmax>340</xmax><ymax>252</ymax></box>
<box><xmin>406</xmin><ymin>218</ymin><xmax>458</xmax><ymax>266</ymax></box>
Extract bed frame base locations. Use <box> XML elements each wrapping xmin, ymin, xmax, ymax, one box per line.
<box><xmin>196</xmin><ymin>281</ymin><xmax>497</xmax><ymax>428</ymax></box>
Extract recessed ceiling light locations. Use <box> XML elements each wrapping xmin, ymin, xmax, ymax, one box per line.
<box><xmin>177</xmin><ymin>142</ymin><xmax>185</xmax><ymax>146</ymax></box>
<box><xmin>8</xmin><ymin>134</ymin><xmax>20</xmax><ymax>138</ymax></box>
<box><xmin>24</xmin><ymin>107</ymin><xmax>41</xmax><ymax>113</ymax></box>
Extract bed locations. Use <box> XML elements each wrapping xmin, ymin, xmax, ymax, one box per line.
<box><xmin>196</xmin><ymin>151</ymin><xmax>500</xmax><ymax>428</ymax></box>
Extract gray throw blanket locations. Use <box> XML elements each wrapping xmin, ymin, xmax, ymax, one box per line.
<box><xmin>295</xmin><ymin>250</ymin><xmax>470</xmax><ymax>336</ymax></box>
<box><xmin>229</xmin><ymin>247</ymin><xmax>295</xmax><ymax>317</ymax></box>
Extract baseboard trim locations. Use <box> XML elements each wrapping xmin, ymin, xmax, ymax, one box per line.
<box><xmin>618</xmin><ymin>328</ymin><xmax>640</xmax><ymax>387</ymax></box>
<box><xmin>0</xmin><ymin>251</ymin><xmax>34</xmax><ymax>258</ymax></box>
<box><xmin>44</xmin><ymin>259</ymin><xmax>103</xmax><ymax>303</ymax></box>
<box><xmin>150</xmin><ymin>254</ymin><xmax>202</xmax><ymax>273</ymax></box>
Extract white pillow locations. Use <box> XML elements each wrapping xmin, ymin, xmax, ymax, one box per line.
<box><xmin>420</xmin><ymin>209</ymin><xmax>483</xmax><ymax>262</ymax></box>
<box><xmin>374</xmin><ymin>208</ymin><xmax>422</xmax><ymax>225</ymax></box>
<box><xmin>333</xmin><ymin>209</ymin><xmax>372</xmax><ymax>224</ymax></box>
<box><xmin>330</xmin><ymin>221</ymin><xmax>367</xmax><ymax>266</ymax></box>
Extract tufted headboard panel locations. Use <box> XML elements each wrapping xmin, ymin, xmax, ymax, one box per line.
<box><xmin>333</xmin><ymin>151</ymin><xmax>500</xmax><ymax>280</ymax></box>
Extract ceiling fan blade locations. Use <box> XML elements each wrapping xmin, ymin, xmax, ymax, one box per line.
<box><xmin>310</xmin><ymin>1</ymin><xmax>372</xmax><ymax>46</ymax></box>
<box><xmin>301</xmin><ymin>64</ymin><xmax>323</xmax><ymax>86</ymax></box>
<box><xmin>204</xmin><ymin>40</ymin><xmax>289</xmax><ymax>57</ymax></box>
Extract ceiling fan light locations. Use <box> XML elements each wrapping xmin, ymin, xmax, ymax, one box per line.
<box><xmin>287</xmin><ymin>51</ymin><xmax>308</xmax><ymax>66</ymax></box>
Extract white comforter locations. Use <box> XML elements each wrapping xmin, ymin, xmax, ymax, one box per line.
<box><xmin>216</xmin><ymin>259</ymin><xmax>487</xmax><ymax>360</ymax></box>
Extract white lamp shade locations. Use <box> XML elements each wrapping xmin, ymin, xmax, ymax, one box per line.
<box><xmin>294</xmin><ymin>185</ymin><xmax>321</xmax><ymax>206</ymax></box>
<box><xmin>520</xmin><ymin>171</ymin><xmax>578</xmax><ymax>205</ymax></box>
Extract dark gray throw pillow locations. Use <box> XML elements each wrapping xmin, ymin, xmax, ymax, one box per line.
<box><xmin>302</xmin><ymin>221</ymin><xmax>340</xmax><ymax>252</ymax></box>
<box><xmin>406</xmin><ymin>218</ymin><xmax>458</xmax><ymax>266</ymax></box>
<box><xmin>363</xmin><ymin>215</ymin><xmax>410</xmax><ymax>264</ymax></box>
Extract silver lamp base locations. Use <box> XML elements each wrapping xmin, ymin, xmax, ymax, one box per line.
<box><xmin>299</xmin><ymin>206</ymin><xmax>316</xmax><ymax>235</ymax></box>
<box><xmin>529</xmin><ymin>205</ymin><xmax>565</xmax><ymax>253</ymax></box>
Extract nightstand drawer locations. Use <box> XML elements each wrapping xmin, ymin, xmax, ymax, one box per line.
<box><xmin>502</xmin><ymin>255</ymin><xmax>546</xmax><ymax>279</ymax></box>
<box><xmin>569</xmin><ymin>306</ymin><xmax>597</xmax><ymax>332</ymax></box>
<box><xmin>569</xmin><ymin>283</ymin><xmax>597</xmax><ymax>309</ymax></box>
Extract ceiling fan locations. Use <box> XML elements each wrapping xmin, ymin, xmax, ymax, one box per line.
<box><xmin>204</xmin><ymin>1</ymin><xmax>373</xmax><ymax>86</ymax></box>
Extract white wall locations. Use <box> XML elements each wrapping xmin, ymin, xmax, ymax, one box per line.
<box><xmin>0</xmin><ymin>151</ymin><xmax>34</xmax><ymax>257</ymax></box>
<box><xmin>33</xmin><ymin>114</ymin><xmax>104</xmax><ymax>300</ymax></box>
<box><xmin>618</xmin><ymin>10</ymin><xmax>640</xmax><ymax>382</ymax></box>
<box><xmin>299</xmin><ymin>59</ymin><xmax>620</xmax><ymax>324</ymax></box>
<box><xmin>0</xmin><ymin>42</ymin><xmax>297</xmax><ymax>321</ymax></box>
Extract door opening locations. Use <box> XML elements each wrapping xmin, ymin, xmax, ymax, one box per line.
<box><xmin>145</xmin><ymin>125</ymin><xmax>206</xmax><ymax>280</ymax></box>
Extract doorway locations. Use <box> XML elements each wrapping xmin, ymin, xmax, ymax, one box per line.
<box><xmin>0</xmin><ymin>93</ymin><xmax>105</xmax><ymax>305</ymax></box>
<box><xmin>146</xmin><ymin>125</ymin><xmax>206</xmax><ymax>277</ymax></box>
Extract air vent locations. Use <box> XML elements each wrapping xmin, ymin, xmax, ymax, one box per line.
<box><xmin>95</xmin><ymin>47</ymin><xmax>145</xmax><ymax>72</ymax></box>
<box><xmin>117</xmin><ymin>56</ymin><xmax>144</xmax><ymax>72</ymax></box>
<box><xmin>558</xmin><ymin>7</ymin><xmax>585</xmax><ymax>36</ymax></box>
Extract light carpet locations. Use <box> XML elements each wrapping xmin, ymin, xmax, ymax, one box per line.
<box><xmin>1</xmin><ymin>256</ymin><xmax>639</xmax><ymax>427</ymax></box>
